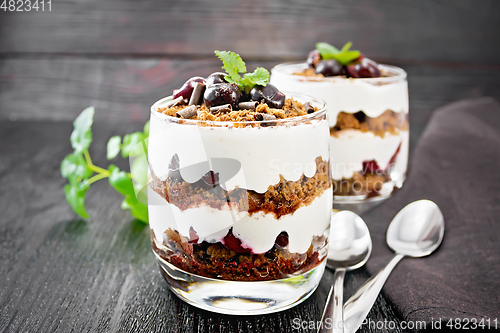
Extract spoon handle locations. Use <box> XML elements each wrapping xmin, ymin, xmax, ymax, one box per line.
<box><xmin>343</xmin><ymin>253</ymin><xmax>405</xmax><ymax>333</ymax></box>
<box><xmin>318</xmin><ymin>268</ymin><xmax>346</xmax><ymax>333</ymax></box>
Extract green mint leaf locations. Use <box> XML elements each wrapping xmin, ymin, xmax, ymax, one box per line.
<box><xmin>143</xmin><ymin>121</ymin><xmax>150</xmax><ymax>137</ymax></box>
<box><xmin>122</xmin><ymin>195</ymin><xmax>148</xmax><ymax>223</ymax></box>
<box><xmin>214</xmin><ymin>50</ymin><xmax>246</xmax><ymax>84</ymax></box>
<box><xmin>340</xmin><ymin>41</ymin><xmax>352</xmax><ymax>53</ymax></box>
<box><xmin>131</xmin><ymin>155</ymin><xmax>148</xmax><ymax>193</ymax></box>
<box><xmin>121</xmin><ymin>132</ymin><xmax>145</xmax><ymax>158</ymax></box>
<box><xmin>64</xmin><ymin>181</ymin><xmax>90</xmax><ymax>218</ymax></box>
<box><xmin>333</xmin><ymin>50</ymin><xmax>361</xmax><ymax>65</ymax></box>
<box><xmin>108</xmin><ymin>165</ymin><xmax>135</xmax><ymax>197</ymax></box>
<box><xmin>61</xmin><ymin>153</ymin><xmax>93</xmax><ymax>183</ymax></box>
<box><xmin>243</xmin><ymin>67</ymin><xmax>270</xmax><ymax>87</ymax></box>
<box><xmin>316</xmin><ymin>42</ymin><xmax>340</xmax><ymax>60</ymax></box>
<box><xmin>70</xmin><ymin>106</ymin><xmax>94</xmax><ymax>154</ymax></box>
<box><xmin>106</xmin><ymin>136</ymin><xmax>121</xmax><ymax>160</ymax></box>
<box><xmin>316</xmin><ymin>41</ymin><xmax>361</xmax><ymax>65</ymax></box>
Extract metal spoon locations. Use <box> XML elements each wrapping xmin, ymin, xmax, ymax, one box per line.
<box><xmin>343</xmin><ymin>199</ymin><xmax>445</xmax><ymax>333</ymax></box>
<box><xmin>318</xmin><ymin>211</ymin><xmax>372</xmax><ymax>333</ymax></box>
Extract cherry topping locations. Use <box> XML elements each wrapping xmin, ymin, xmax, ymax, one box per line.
<box><xmin>203</xmin><ymin>83</ymin><xmax>242</xmax><ymax>108</ymax></box>
<box><xmin>315</xmin><ymin>59</ymin><xmax>344</xmax><ymax>77</ymax></box>
<box><xmin>362</xmin><ymin>160</ymin><xmax>380</xmax><ymax>174</ymax></box>
<box><xmin>307</xmin><ymin>49</ymin><xmax>321</xmax><ymax>68</ymax></box>
<box><xmin>250</xmin><ymin>84</ymin><xmax>286</xmax><ymax>109</ymax></box>
<box><xmin>173</xmin><ymin>77</ymin><xmax>206</xmax><ymax>100</ymax></box>
<box><xmin>346</xmin><ymin>58</ymin><xmax>381</xmax><ymax>78</ymax></box>
<box><xmin>205</xmin><ymin>72</ymin><xmax>227</xmax><ymax>86</ymax></box>
<box><xmin>275</xmin><ymin>231</ymin><xmax>289</xmax><ymax>248</ymax></box>
<box><xmin>202</xmin><ymin>170</ymin><xmax>220</xmax><ymax>187</ymax></box>
<box><xmin>223</xmin><ymin>229</ymin><xmax>250</xmax><ymax>253</ymax></box>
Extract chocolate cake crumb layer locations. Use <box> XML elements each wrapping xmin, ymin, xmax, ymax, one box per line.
<box><xmin>153</xmin><ymin>229</ymin><xmax>327</xmax><ymax>281</ymax></box>
<box><xmin>158</xmin><ymin>98</ymin><xmax>318</xmax><ymax>123</ymax></box>
<box><xmin>331</xmin><ymin>110</ymin><xmax>408</xmax><ymax>137</ymax></box>
<box><xmin>333</xmin><ymin>172</ymin><xmax>392</xmax><ymax>197</ymax></box>
<box><xmin>150</xmin><ymin>157</ymin><xmax>331</xmax><ymax>219</ymax></box>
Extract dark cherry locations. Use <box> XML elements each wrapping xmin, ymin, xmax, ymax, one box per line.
<box><xmin>307</xmin><ymin>49</ymin><xmax>321</xmax><ymax>68</ymax></box>
<box><xmin>223</xmin><ymin>229</ymin><xmax>251</xmax><ymax>253</ymax></box>
<box><xmin>173</xmin><ymin>76</ymin><xmax>206</xmax><ymax>100</ymax></box>
<box><xmin>315</xmin><ymin>59</ymin><xmax>344</xmax><ymax>77</ymax></box>
<box><xmin>275</xmin><ymin>232</ymin><xmax>289</xmax><ymax>248</ymax></box>
<box><xmin>203</xmin><ymin>83</ymin><xmax>242</xmax><ymax>108</ymax></box>
<box><xmin>250</xmin><ymin>84</ymin><xmax>286</xmax><ymax>109</ymax></box>
<box><xmin>346</xmin><ymin>58</ymin><xmax>381</xmax><ymax>78</ymax></box>
<box><xmin>205</xmin><ymin>72</ymin><xmax>227</xmax><ymax>86</ymax></box>
<box><xmin>201</xmin><ymin>170</ymin><xmax>220</xmax><ymax>187</ymax></box>
<box><xmin>362</xmin><ymin>160</ymin><xmax>380</xmax><ymax>174</ymax></box>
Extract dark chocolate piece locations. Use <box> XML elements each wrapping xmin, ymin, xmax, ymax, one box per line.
<box><xmin>176</xmin><ymin>105</ymin><xmax>197</xmax><ymax>119</ymax></box>
<box><xmin>210</xmin><ymin>104</ymin><xmax>232</xmax><ymax>113</ymax></box>
<box><xmin>238</xmin><ymin>101</ymin><xmax>258</xmax><ymax>110</ymax></box>
<box><xmin>188</xmin><ymin>82</ymin><xmax>204</xmax><ymax>106</ymax></box>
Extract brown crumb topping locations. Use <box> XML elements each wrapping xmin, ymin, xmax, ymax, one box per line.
<box><xmin>157</xmin><ymin>98</ymin><xmax>317</xmax><ymax>122</ymax></box>
<box><xmin>150</xmin><ymin>157</ymin><xmax>331</xmax><ymax>219</ymax></box>
<box><xmin>331</xmin><ymin>110</ymin><xmax>408</xmax><ymax>137</ymax></box>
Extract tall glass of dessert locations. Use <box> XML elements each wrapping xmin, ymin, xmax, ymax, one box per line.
<box><xmin>148</xmin><ymin>58</ymin><xmax>332</xmax><ymax>315</ymax></box>
<box><xmin>270</xmin><ymin>43</ymin><xmax>409</xmax><ymax>212</ymax></box>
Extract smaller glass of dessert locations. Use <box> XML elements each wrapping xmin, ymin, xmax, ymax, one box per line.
<box><xmin>148</xmin><ymin>51</ymin><xmax>332</xmax><ymax>315</ymax></box>
<box><xmin>270</xmin><ymin>42</ymin><xmax>409</xmax><ymax>211</ymax></box>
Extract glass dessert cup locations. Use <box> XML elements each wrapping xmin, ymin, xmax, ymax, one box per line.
<box><xmin>271</xmin><ymin>63</ymin><xmax>409</xmax><ymax>212</ymax></box>
<box><xmin>148</xmin><ymin>92</ymin><xmax>332</xmax><ymax>315</ymax></box>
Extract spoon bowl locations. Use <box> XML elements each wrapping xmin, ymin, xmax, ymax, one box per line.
<box><xmin>328</xmin><ymin>211</ymin><xmax>372</xmax><ymax>270</ymax></box>
<box><xmin>387</xmin><ymin>199</ymin><xmax>445</xmax><ymax>257</ymax></box>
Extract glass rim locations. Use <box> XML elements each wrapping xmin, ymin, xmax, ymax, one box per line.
<box><xmin>150</xmin><ymin>91</ymin><xmax>327</xmax><ymax>127</ymax></box>
<box><xmin>271</xmin><ymin>62</ymin><xmax>407</xmax><ymax>83</ymax></box>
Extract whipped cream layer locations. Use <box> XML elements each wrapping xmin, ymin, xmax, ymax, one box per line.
<box><xmin>149</xmin><ymin>105</ymin><xmax>329</xmax><ymax>194</ymax></box>
<box><xmin>330</xmin><ymin>130</ymin><xmax>409</xmax><ymax>180</ymax></box>
<box><xmin>270</xmin><ymin>63</ymin><xmax>409</xmax><ymax>128</ymax></box>
<box><xmin>149</xmin><ymin>187</ymin><xmax>332</xmax><ymax>254</ymax></box>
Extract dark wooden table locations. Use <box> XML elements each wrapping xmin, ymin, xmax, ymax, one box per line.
<box><xmin>1</xmin><ymin>1</ymin><xmax>499</xmax><ymax>332</ymax></box>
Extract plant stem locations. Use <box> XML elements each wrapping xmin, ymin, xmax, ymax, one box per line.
<box><xmin>83</xmin><ymin>150</ymin><xmax>110</xmax><ymax>175</ymax></box>
<box><xmin>87</xmin><ymin>173</ymin><xmax>108</xmax><ymax>185</ymax></box>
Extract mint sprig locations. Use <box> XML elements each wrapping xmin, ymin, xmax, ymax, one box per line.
<box><xmin>61</xmin><ymin>107</ymin><xmax>149</xmax><ymax>223</ymax></box>
<box><xmin>315</xmin><ymin>42</ymin><xmax>361</xmax><ymax>65</ymax></box>
<box><xmin>214</xmin><ymin>50</ymin><xmax>270</xmax><ymax>93</ymax></box>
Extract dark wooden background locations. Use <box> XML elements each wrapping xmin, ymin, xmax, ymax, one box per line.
<box><xmin>1</xmin><ymin>1</ymin><xmax>499</xmax><ymax>332</ymax></box>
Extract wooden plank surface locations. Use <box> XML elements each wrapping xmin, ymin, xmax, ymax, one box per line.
<box><xmin>0</xmin><ymin>120</ymin><xmax>404</xmax><ymax>333</ymax></box>
<box><xmin>0</xmin><ymin>0</ymin><xmax>499</xmax><ymax>64</ymax></box>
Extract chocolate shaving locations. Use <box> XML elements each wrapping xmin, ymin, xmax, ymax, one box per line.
<box><xmin>256</xmin><ymin>113</ymin><xmax>277</xmax><ymax>126</ymax></box>
<box><xmin>238</xmin><ymin>101</ymin><xmax>258</xmax><ymax>110</ymax></box>
<box><xmin>290</xmin><ymin>101</ymin><xmax>300</xmax><ymax>112</ymax></box>
<box><xmin>165</xmin><ymin>96</ymin><xmax>184</xmax><ymax>108</ymax></box>
<box><xmin>304</xmin><ymin>102</ymin><xmax>314</xmax><ymax>114</ymax></box>
<box><xmin>210</xmin><ymin>104</ymin><xmax>232</xmax><ymax>113</ymax></box>
<box><xmin>188</xmin><ymin>82</ymin><xmax>204</xmax><ymax>106</ymax></box>
<box><xmin>176</xmin><ymin>105</ymin><xmax>197</xmax><ymax>119</ymax></box>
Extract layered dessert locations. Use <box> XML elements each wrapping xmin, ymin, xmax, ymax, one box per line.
<box><xmin>270</xmin><ymin>42</ymin><xmax>409</xmax><ymax>201</ymax></box>
<box><xmin>148</xmin><ymin>51</ymin><xmax>332</xmax><ymax>283</ymax></box>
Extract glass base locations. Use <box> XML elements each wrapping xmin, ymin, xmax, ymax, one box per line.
<box><xmin>154</xmin><ymin>251</ymin><xmax>326</xmax><ymax>315</ymax></box>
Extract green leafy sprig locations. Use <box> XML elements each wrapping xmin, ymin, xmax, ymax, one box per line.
<box><xmin>61</xmin><ymin>107</ymin><xmax>149</xmax><ymax>223</ymax></box>
<box><xmin>315</xmin><ymin>42</ymin><xmax>361</xmax><ymax>65</ymax></box>
<box><xmin>214</xmin><ymin>50</ymin><xmax>270</xmax><ymax>93</ymax></box>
